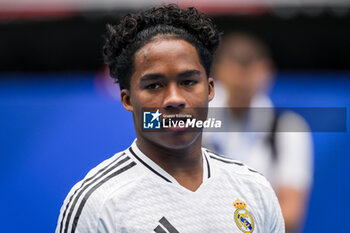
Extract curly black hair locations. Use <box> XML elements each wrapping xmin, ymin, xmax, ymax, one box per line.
<box><xmin>103</xmin><ymin>4</ymin><xmax>221</xmax><ymax>90</ymax></box>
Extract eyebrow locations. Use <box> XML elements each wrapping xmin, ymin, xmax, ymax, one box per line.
<box><xmin>140</xmin><ymin>74</ymin><xmax>164</xmax><ymax>82</ymax></box>
<box><xmin>140</xmin><ymin>69</ymin><xmax>201</xmax><ymax>81</ymax></box>
<box><xmin>177</xmin><ymin>70</ymin><xmax>201</xmax><ymax>78</ymax></box>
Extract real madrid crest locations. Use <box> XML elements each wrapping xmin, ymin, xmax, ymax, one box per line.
<box><xmin>233</xmin><ymin>199</ymin><xmax>255</xmax><ymax>233</ymax></box>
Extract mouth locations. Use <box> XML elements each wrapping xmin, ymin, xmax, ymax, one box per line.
<box><xmin>163</xmin><ymin>116</ymin><xmax>193</xmax><ymax>132</ymax></box>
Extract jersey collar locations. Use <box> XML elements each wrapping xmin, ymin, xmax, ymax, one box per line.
<box><xmin>129</xmin><ymin>139</ymin><xmax>211</xmax><ymax>185</ymax></box>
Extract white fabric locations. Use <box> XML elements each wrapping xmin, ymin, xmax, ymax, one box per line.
<box><xmin>56</xmin><ymin>140</ymin><xmax>285</xmax><ymax>233</ymax></box>
<box><xmin>203</xmin><ymin>81</ymin><xmax>313</xmax><ymax>191</ymax></box>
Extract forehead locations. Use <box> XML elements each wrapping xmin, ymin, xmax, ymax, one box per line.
<box><xmin>133</xmin><ymin>38</ymin><xmax>203</xmax><ymax>76</ymax></box>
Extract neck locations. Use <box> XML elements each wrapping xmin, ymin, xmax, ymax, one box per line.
<box><xmin>136</xmin><ymin>135</ymin><xmax>203</xmax><ymax>191</ymax></box>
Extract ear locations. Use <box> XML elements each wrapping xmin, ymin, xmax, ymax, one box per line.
<box><xmin>120</xmin><ymin>89</ymin><xmax>133</xmax><ymax>112</ymax></box>
<box><xmin>207</xmin><ymin>77</ymin><xmax>215</xmax><ymax>102</ymax></box>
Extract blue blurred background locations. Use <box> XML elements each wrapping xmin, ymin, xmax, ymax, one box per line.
<box><xmin>0</xmin><ymin>0</ymin><xmax>349</xmax><ymax>232</ymax></box>
<box><xmin>1</xmin><ymin>73</ymin><xmax>349</xmax><ymax>233</ymax></box>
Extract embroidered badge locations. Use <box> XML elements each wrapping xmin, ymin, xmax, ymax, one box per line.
<box><xmin>233</xmin><ymin>199</ymin><xmax>255</xmax><ymax>233</ymax></box>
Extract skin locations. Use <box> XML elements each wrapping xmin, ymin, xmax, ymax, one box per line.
<box><xmin>120</xmin><ymin>37</ymin><xmax>215</xmax><ymax>191</ymax></box>
<box><xmin>277</xmin><ymin>187</ymin><xmax>309</xmax><ymax>233</ymax></box>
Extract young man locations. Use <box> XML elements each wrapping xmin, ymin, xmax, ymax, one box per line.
<box><xmin>56</xmin><ymin>5</ymin><xmax>285</xmax><ymax>233</ymax></box>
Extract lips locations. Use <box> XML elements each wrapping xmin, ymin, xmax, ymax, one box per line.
<box><xmin>163</xmin><ymin>117</ymin><xmax>191</xmax><ymax>124</ymax></box>
<box><xmin>163</xmin><ymin>116</ymin><xmax>193</xmax><ymax>132</ymax></box>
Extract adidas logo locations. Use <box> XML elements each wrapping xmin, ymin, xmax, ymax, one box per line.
<box><xmin>154</xmin><ymin>217</ymin><xmax>179</xmax><ymax>233</ymax></box>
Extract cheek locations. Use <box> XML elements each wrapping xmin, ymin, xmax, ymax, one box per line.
<box><xmin>184</xmin><ymin>85</ymin><xmax>210</xmax><ymax>105</ymax></box>
<box><xmin>130</xmin><ymin>90</ymin><xmax>164</xmax><ymax>114</ymax></box>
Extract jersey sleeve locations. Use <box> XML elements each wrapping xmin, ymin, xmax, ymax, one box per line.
<box><xmin>56</xmin><ymin>185</ymin><xmax>119</xmax><ymax>233</ymax></box>
<box><xmin>96</xmin><ymin>199</ymin><xmax>116</xmax><ymax>233</ymax></box>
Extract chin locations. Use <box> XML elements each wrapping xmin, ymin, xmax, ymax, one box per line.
<box><xmin>149</xmin><ymin>131</ymin><xmax>200</xmax><ymax>151</ymax></box>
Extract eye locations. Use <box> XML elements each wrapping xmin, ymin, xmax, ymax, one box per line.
<box><xmin>181</xmin><ymin>80</ymin><xmax>197</xmax><ymax>86</ymax></box>
<box><xmin>145</xmin><ymin>83</ymin><xmax>162</xmax><ymax>90</ymax></box>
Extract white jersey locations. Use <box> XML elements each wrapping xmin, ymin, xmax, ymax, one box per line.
<box><xmin>56</xmin><ymin>140</ymin><xmax>285</xmax><ymax>233</ymax></box>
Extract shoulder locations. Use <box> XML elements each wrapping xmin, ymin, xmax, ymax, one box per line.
<box><xmin>56</xmin><ymin>150</ymin><xmax>139</xmax><ymax>233</ymax></box>
<box><xmin>204</xmin><ymin>148</ymin><xmax>271</xmax><ymax>189</ymax></box>
<box><xmin>75</xmin><ymin>150</ymin><xmax>139</xmax><ymax>198</ymax></box>
<box><xmin>204</xmin><ymin>148</ymin><xmax>285</xmax><ymax>230</ymax></box>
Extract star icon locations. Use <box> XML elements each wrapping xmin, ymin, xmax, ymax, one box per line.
<box><xmin>150</xmin><ymin>110</ymin><xmax>161</xmax><ymax>122</ymax></box>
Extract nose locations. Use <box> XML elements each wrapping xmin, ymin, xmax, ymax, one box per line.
<box><xmin>163</xmin><ymin>83</ymin><xmax>186</xmax><ymax>110</ymax></box>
